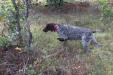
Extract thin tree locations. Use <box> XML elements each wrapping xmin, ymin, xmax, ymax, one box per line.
<box><xmin>23</xmin><ymin>0</ymin><xmax>32</xmax><ymax>50</ymax></box>
<box><xmin>11</xmin><ymin>0</ymin><xmax>23</xmax><ymax>46</ymax></box>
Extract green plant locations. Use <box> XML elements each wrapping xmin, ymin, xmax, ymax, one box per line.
<box><xmin>47</xmin><ymin>0</ymin><xmax>64</xmax><ymax>7</ymax></box>
<box><xmin>0</xmin><ymin>1</ymin><xmax>19</xmax><ymax>34</ymax></box>
<box><xmin>0</xmin><ymin>36</ymin><xmax>10</xmax><ymax>47</ymax></box>
<box><xmin>99</xmin><ymin>0</ymin><xmax>113</xmax><ymax>18</ymax></box>
<box><xmin>26</xmin><ymin>65</ymin><xmax>36</xmax><ymax>75</ymax></box>
<box><xmin>32</xmin><ymin>26</ymin><xmax>60</xmax><ymax>53</ymax></box>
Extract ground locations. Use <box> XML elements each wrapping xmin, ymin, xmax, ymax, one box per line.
<box><xmin>0</xmin><ymin>2</ymin><xmax>113</xmax><ymax>75</ymax></box>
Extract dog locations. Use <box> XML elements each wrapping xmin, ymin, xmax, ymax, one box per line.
<box><xmin>43</xmin><ymin>23</ymin><xmax>100</xmax><ymax>52</ymax></box>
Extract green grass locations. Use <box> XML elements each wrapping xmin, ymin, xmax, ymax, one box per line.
<box><xmin>29</xmin><ymin>8</ymin><xmax>113</xmax><ymax>74</ymax></box>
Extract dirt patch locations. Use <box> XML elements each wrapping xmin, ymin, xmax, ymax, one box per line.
<box><xmin>0</xmin><ymin>46</ymin><xmax>90</xmax><ymax>75</ymax></box>
<box><xmin>0</xmin><ymin>46</ymin><xmax>38</xmax><ymax>75</ymax></box>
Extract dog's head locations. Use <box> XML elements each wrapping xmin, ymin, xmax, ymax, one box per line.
<box><xmin>43</xmin><ymin>23</ymin><xmax>59</xmax><ymax>32</ymax></box>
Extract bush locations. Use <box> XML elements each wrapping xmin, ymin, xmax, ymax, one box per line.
<box><xmin>0</xmin><ymin>36</ymin><xmax>10</xmax><ymax>47</ymax></box>
<box><xmin>47</xmin><ymin>0</ymin><xmax>64</xmax><ymax>7</ymax></box>
<box><xmin>26</xmin><ymin>65</ymin><xmax>36</xmax><ymax>75</ymax></box>
<box><xmin>99</xmin><ymin>0</ymin><xmax>113</xmax><ymax>18</ymax></box>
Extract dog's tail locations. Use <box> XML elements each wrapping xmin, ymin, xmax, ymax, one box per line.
<box><xmin>92</xmin><ymin>29</ymin><xmax>103</xmax><ymax>33</ymax></box>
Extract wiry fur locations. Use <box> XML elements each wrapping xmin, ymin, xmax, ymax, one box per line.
<box><xmin>43</xmin><ymin>23</ymin><xmax>100</xmax><ymax>52</ymax></box>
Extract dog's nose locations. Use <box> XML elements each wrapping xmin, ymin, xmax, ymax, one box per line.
<box><xmin>43</xmin><ymin>28</ymin><xmax>47</xmax><ymax>32</ymax></box>
<box><xmin>43</xmin><ymin>29</ymin><xmax>45</xmax><ymax>32</ymax></box>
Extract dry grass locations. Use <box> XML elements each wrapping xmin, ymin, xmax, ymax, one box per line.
<box><xmin>28</xmin><ymin>5</ymin><xmax>113</xmax><ymax>74</ymax></box>
<box><xmin>0</xmin><ymin>2</ymin><xmax>113</xmax><ymax>75</ymax></box>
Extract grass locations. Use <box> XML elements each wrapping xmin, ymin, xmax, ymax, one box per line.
<box><xmin>0</xmin><ymin>0</ymin><xmax>113</xmax><ymax>75</ymax></box>
<box><xmin>28</xmin><ymin>8</ymin><xmax>113</xmax><ymax>74</ymax></box>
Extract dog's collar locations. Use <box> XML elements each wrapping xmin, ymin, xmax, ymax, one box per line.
<box><xmin>54</xmin><ymin>24</ymin><xmax>59</xmax><ymax>32</ymax></box>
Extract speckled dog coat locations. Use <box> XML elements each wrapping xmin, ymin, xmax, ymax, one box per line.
<box><xmin>43</xmin><ymin>23</ymin><xmax>100</xmax><ymax>52</ymax></box>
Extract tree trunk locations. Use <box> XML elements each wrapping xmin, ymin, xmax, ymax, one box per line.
<box><xmin>11</xmin><ymin>0</ymin><xmax>23</xmax><ymax>46</ymax></box>
<box><xmin>24</xmin><ymin>0</ymin><xmax>32</xmax><ymax>50</ymax></box>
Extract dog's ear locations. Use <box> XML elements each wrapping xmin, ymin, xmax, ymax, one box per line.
<box><xmin>43</xmin><ymin>23</ymin><xmax>58</xmax><ymax>32</ymax></box>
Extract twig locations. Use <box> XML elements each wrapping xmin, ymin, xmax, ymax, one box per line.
<box><xmin>43</xmin><ymin>49</ymin><xmax>64</xmax><ymax>59</ymax></box>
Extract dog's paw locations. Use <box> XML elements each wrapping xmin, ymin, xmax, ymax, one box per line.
<box><xmin>95</xmin><ymin>44</ymin><xmax>102</xmax><ymax>48</ymax></box>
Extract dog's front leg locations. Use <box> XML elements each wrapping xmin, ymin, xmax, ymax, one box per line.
<box><xmin>57</xmin><ymin>31</ymin><xmax>68</xmax><ymax>42</ymax></box>
<box><xmin>57</xmin><ymin>38</ymin><xmax>67</xmax><ymax>41</ymax></box>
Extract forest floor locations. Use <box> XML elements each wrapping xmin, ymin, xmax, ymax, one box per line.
<box><xmin>0</xmin><ymin>2</ymin><xmax>113</xmax><ymax>75</ymax></box>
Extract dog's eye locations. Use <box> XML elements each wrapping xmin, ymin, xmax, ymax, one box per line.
<box><xmin>43</xmin><ymin>29</ymin><xmax>47</xmax><ymax>32</ymax></box>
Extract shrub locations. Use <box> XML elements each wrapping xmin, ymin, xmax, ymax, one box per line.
<box><xmin>47</xmin><ymin>0</ymin><xmax>64</xmax><ymax>7</ymax></box>
<box><xmin>0</xmin><ymin>36</ymin><xmax>10</xmax><ymax>47</ymax></box>
<box><xmin>99</xmin><ymin>0</ymin><xmax>113</xmax><ymax>18</ymax></box>
<box><xmin>26</xmin><ymin>65</ymin><xmax>36</xmax><ymax>75</ymax></box>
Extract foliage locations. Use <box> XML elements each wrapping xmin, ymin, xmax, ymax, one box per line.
<box><xmin>0</xmin><ymin>1</ymin><xmax>19</xmax><ymax>35</ymax></box>
<box><xmin>0</xmin><ymin>36</ymin><xmax>10</xmax><ymax>47</ymax></box>
<box><xmin>0</xmin><ymin>0</ymin><xmax>113</xmax><ymax>75</ymax></box>
<box><xmin>47</xmin><ymin>0</ymin><xmax>64</xmax><ymax>7</ymax></box>
<box><xmin>0</xmin><ymin>0</ymin><xmax>28</xmax><ymax>46</ymax></box>
<box><xmin>0</xmin><ymin>0</ymin><xmax>14</xmax><ymax>20</ymax></box>
<box><xmin>99</xmin><ymin>0</ymin><xmax>113</xmax><ymax>18</ymax></box>
<box><xmin>26</xmin><ymin>65</ymin><xmax>36</xmax><ymax>75</ymax></box>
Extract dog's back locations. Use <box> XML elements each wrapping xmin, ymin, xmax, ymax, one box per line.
<box><xmin>58</xmin><ymin>24</ymin><xmax>94</xmax><ymax>40</ymax></box>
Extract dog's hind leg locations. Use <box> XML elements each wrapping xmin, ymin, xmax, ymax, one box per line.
<box><xmin>81</xmin><ymin>35</ymin><xmax>91</xmax><ymax>53</ymax></box>
<box><xmin>91</xmin><ymin>35</ymin><xmax>101</xmax><ymax>48</ymax></box>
